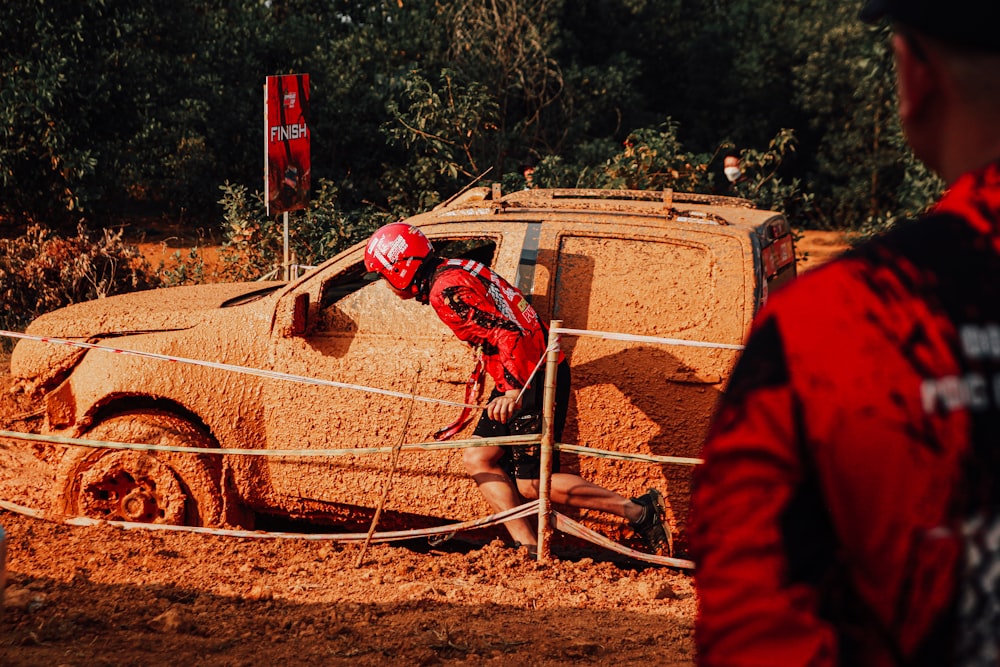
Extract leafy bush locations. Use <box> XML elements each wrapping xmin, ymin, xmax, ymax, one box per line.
<box><xmin>0</xmin><ymin>225</ymin><xmax>158</xmax><ymax>339</ymax></box>
<box><xmin>154</xmin><ymin>247</ymin><xmax>210</xmax><ymax>288</ymax></box>
<box><xmin>525</xmin><ymin>120</ymin><xmax>808</xmax><ymax>220</ymax></box>
<box><xmin>0</xmin><ymin>178</ymin><xmax>394</xmax><ymax>341</ymax></box>
<box><xmin>215</xmin><ymin>179</ymin><xmax>393</xmax><ymax>282</ymax></box>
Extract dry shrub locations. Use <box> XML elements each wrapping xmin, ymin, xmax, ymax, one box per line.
<box><xmin>0</xmin><ymin>225</ymin><xmax>159</xmax><ymax>339</ymax></box>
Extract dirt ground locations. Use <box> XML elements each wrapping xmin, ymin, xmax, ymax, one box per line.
<box><xmin>0</xmin><ymin>230</ymin><xmax>848</xmax><ymax>666</ymax></box>
<box><xmin>793</xmin><ymin>229</ymin><xmax>855</xmax><ymax>270</ymax></box>
<box><xmin>0</xmin><ymin>372</ymin><xmax>697</xmax><ymax>666</ymax></box>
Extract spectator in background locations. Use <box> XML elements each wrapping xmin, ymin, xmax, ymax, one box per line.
<box><xmin>521</xmin><ymin>155</ymin><xmax>538</xmax><ymax>190</ymax></box>
<box><xmin>722</xmin><ymin>153</ymin><xmax>744</xmax><ymax>185</ymax></box>
<box><xmin>691</xmin><ymin>0</ymin><xmax>1000</xmax><ymax>665</ymax></box>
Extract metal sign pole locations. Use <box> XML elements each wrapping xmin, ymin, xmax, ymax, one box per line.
<box><xmin>537</xmin><ymin>320</ymin><xmax>561</xmax><ymax>562</ymax></box>
<box><xmin>283</xmin><ymin>211</ymin><xmax>290</xmax><ymax>281</ymax></box>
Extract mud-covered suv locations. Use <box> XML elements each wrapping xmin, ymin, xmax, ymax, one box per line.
<box><xmin>11</xmin><ymin>187</ymin><xmax>795</xmax><ymax>547</ymax></box>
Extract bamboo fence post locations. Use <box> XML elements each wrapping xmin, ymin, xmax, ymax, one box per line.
<box><xmin>537</xmin><ymin>320</ymin><xmax>561</xmax><ymax>562</ymax></box>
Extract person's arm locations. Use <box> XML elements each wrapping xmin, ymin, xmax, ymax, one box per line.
<box><xmin>690</xmin><ymin>315</ymin><xmax>838</xmax><ymax>667</ymax></box>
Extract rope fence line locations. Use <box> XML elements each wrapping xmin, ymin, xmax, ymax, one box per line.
<box><xmin>0</xmin><ymin>498</ymin><xmax>697</xmax><ymax>570</ymax></box>
<box><xmin>0</xmin><ymin>498</ymin><xmax>539</xmax><ymax>544</ymax></box>
<box><xmin>0</xmin><ymin>326</ymin><xmax>740</xmax><ymax>414</ymax></box>
<box><xmin>0</xmin><ymin>429</ymin><xmax>540</xmax><ymax>458</ymax></box>
<box><xmin>553</xmin><ymin>326</ymin><xmax>745</xmax><ymax>351</ymax></box>
<box><xmin>558</xmin><ymin>444</ymin><xmax>703</xmax><ymax>467</ymax></box>
<box><xmin>553</xmin><ymin>513</ymin><xmax>695</xmax><ymax>569</ymax></box>
<box><xmin>0</xmin><ymin>329</ymin><xmax>479</xmax><ymax>411</ymax></box>
<box><xmin>0</xmin><ymin>322</ymin><xmax>732</xmax><ymax>567</ymax></box>
<box><xmin>0</xmin><ymin>430</ymin><xmax>704</xmax><ymax>467</ymax></box>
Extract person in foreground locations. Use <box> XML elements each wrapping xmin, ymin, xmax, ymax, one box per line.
<box><xmin>364</xmin><ymin>222</ymin><xmax>671</xmax><ymax>557</ymax></box>
<box><xmin>690</xmin><ymin>0</ymin><xmax>1000</xmax><ymax>663</ymax></box>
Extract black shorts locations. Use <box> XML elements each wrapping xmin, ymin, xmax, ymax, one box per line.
<box><xmin>473</xmin><ymin>361</ymin><xmax>571</xmax><ymax>480</ymax></box>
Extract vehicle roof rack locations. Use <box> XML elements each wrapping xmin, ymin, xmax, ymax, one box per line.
<box><xmin>500</xmin><ymin>188</ymin><xmax>756</xmax><ymax>210</ymax></box>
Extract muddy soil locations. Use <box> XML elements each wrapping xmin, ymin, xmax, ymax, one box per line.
<box><xmin>794</xmin><ymin>229</ymin><xmax>854</xmax><ymax>270</ymax></box>
<box><xmin>0</xmin><ymin>362</ymin><xmax>698</xmax><ymax>666</ymax></box>
<box><xmin>0</xmin><ymin>231</ymin><xmax>848</xmax><ymax>666</ymax></box>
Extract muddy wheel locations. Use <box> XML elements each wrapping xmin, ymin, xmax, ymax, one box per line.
<box><xmin>56</xmin><ymin>410</ymin><xmax>227</xmax><ymax>527</ymax></box>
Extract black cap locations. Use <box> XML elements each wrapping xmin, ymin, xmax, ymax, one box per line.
<box><xmin>860</xmin><ymin>0</ymin><xmax>1000</xmax><ymax>52</ymax></box>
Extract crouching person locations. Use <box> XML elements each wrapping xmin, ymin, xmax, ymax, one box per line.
<box><xmin>364</xmin><ymin>223</ymin><xmax>671</xmax><ymax>556</ymax></box>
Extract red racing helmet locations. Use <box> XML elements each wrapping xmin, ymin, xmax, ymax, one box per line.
<box><xmin>364</xmin><ymin>222</ymin><xmax>435</xmax><ymax>295</ymax></box>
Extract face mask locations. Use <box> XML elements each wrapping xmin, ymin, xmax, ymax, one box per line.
<box><xmin>724</xmin><ymin>166</ymin><xmax>742</xmax><ymax>183</ymax></box>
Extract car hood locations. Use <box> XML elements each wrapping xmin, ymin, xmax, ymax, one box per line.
<box><xmin>23</xmin><ymin>282</ymin><xmax>284</xmax><ymax>338</ymax></box>
<box><xmin>11</xmin><ymin>282</ymin><xmax>284</xmax><ymax>393</ymax></box>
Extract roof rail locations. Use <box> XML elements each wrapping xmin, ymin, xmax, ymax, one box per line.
<box><xmin>501</xmin><ymin>188</ymin><xmax>756</xmax><ymax>209</ymax></box>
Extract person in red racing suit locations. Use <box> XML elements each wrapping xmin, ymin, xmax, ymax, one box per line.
<box><xmin>690</xmin><ymin>2</ymin><xmax>1000</xmax><ymax>664</ymax></box>
<box><xmin>364</xmin><ymin>224</ymin><xmax>671</xmax><ymax>556</ymax></box>
<box><xmin>429</xmin><ymin>258</ymin><xmax>553</xmax><ymax>415</ymax></box>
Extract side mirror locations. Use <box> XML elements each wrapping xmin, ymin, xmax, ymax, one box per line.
<box><xmin>287</xmin><ymin>292</ymin><xmax>309</xmax><ymax>337</ymax></box>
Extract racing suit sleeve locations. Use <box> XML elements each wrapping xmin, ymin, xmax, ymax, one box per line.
<box><xmin>690</xmin><ymin>314</ymin><xmax>838</xmax><ymax>667</ymax></box>
<box><xmin>430</xmin><ymin>276</ymin><xmax>539</xmax><ymax>393</ymax></box>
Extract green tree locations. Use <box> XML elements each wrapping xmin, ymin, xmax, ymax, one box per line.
<box><xmin>442</xmin><ymin>0</ymin><xmax>565</xmax><ymax>164</ymax></box>
<box><xmin>1</xmin><ymin>0</ymin><xmax>111</xmax><ymax>216</ymax></box>
<box><xmin>0</xmin><ymin>0</ymin><xmax>941</xmax><ymax>235</ymax></box>
<box><xmin>0</xmin><ymin>0</ymin><xmax>272</xmax><ymax>220</ymax></box>
<box><xmin>791</xmin><ymin>4</ymin><xmax>943</xmax><ymax>228</ymax></box>
<box><xmin>382</xmin><ymin>69</ymin><xmax>502</xmax><ymax>212</ymax></box>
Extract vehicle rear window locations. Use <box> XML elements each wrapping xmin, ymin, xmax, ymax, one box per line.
<box><xmin>552</xmin><ymin>235</ymin><xmax>717</xmax><ymax>337</ymax></box>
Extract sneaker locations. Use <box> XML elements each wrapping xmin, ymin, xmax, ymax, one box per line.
<box><xmin>630</xmin><ymin>489</ymin><xmax>673</xmax><ymax>557</ymax></box>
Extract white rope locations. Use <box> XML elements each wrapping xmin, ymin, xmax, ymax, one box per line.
<box><xmin>0</xmin><ymin>429</ymin><xmax>539</xmax><ymax>457</ymax></box>
<box><xmin>553</xmin><ymin>512</ymin><xmax>694</xmax><ymax>569</ymax></box>
<box><xmin>558</xmin><ymin>443</ymin><xmax>703</xmax><ymax>466</ymax></box>
<box><xmin>0</xmin><ymin>499</ymin><xmax>691</xmax><ymax>568</ymax></box>
<box><xmin>0</xmin><ymin>327</ymin><xmax>738</xmax><ymax>415</ymax></box>
<box><xmin>0</xmin><ymin>429</ymin><xmax>702</xmax><ymax>467</ymax></box>
<box><xmin>553</xmin><ymin>326</ymin><xmax>744</xmax><ymax>350</ymax></box>
<box><xmin>0</xmin><ymin>498</ymin><xmax>540</xmax><ymax>543</ymax></box>
<box><xmin>514</xmin><ymin>341</ymin><xmax>560</xmax><ymax>405</ymax></box>
<box><xmin>0</xmin><ymin>329</ymin><xmax>480</xmax><ymax>410</ymax></box>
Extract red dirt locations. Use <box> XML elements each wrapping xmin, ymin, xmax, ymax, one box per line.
<box><xmin>794</xmin><ymin>230</ymin><xmax>853</xmax><ymax>272</ymax></box>
<box><xmin>0</xmin><ymin>365</ymin><xmax>698</xmax><ymax>666</ymax></box>
<box><xmin>0</xmin><ymin>230</ymin><xmax>847</xmax><ymax>666</ymax></box>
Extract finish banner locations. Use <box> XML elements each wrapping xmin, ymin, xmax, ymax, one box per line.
<box><xmin>264</xmin><ymin>73</ymin><xmax>310</xmax><ymax>215</ymax></box>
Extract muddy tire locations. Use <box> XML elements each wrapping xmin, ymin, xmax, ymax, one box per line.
<box><xmin>55</xmin><ymin>410</ymin><xmax>228</xmax><ymax>527</ymax></box>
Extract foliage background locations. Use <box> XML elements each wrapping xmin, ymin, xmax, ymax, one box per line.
<box><xmin>0</xmin><ymin>0</ymin><xmax>945</xmax><ymax>323</ymax></box>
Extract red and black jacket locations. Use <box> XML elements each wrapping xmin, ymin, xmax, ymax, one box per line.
<box><xmin>691</xmin><ymin>160</ymin><xmax>1000</xmax><ymax>666</ymax></box>
<box><xmin>426</xmin><ymin>258</ymin><xmax>554</xmax><ymax>393</ymax></box>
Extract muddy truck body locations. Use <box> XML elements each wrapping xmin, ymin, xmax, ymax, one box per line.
<box><xmin>11</xmin><ymin>188</ymin><xmax>796</xmax><ymax>551</ymax></box>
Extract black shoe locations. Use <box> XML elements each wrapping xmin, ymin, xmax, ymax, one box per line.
<box><xmin>630</xmin><ymin>489</ymin><xmax>673</xmax><ymax>556</ymax></box>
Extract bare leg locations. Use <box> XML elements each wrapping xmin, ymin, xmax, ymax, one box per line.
<box><xmin>463</xmin><ymin>443</ymin><xmax>538</xmax><ymax>546</ymax></box>
<box><xmin>516</xmin><ymin>473</ymin><xmax>644</xmax><ymax>523</ymax></box>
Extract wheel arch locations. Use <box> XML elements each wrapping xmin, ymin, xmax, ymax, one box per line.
<box><xmin>85</xmin><ymin>394</ymin><xmax>218</xmax><ymax>445</ymax></box>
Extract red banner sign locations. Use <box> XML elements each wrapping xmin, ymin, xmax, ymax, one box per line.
<box><xmin>264</xmin><ymin>74</ymin><xmax>310</xmax><ymax>215</ymax></box>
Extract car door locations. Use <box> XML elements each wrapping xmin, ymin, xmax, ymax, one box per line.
<box><xmin>534</xmin><ymin>220</ymin><xmax>749</xmax><ymax>542</ymax></box>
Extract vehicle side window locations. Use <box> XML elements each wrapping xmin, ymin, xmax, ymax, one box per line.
<box><xmin>319</xmin><ymin>263</ymin><xmax>378</xmax><ymax>310</ymax></box>
<box><xmin>314</xmin><ymin>237</ymin><xmax>498</xmax><ymax>336</ymax></box>
<box><xmin>432</xmin><ymin>237</ymin><xmax>496</xmax><ymax>267</ymax></box>
<box><xmin>317</xmin><ymin>237</ymin><xmax>497</xmax><ymax>311</ymax></box>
